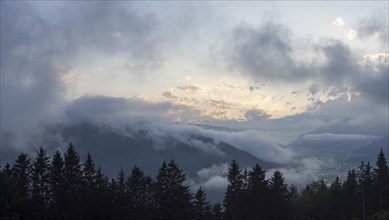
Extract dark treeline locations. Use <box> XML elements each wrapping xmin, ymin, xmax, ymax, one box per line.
<box><xmin>1</xmin><ymin>143</ymin><xmax>389</xmax><ymax>220</ymax></box>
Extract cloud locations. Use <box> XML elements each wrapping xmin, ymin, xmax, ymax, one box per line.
<box><xmin>346</xmin><ymin>29</ymin><xmax>358</xmax><ymax>40</ymax></box>
<box><xmin>244</xmin><ymin>109</ymin><xmax>271</xmax><ymax>121</ymax></box>
<box><xmin>355</xmin><ymin>53</ymin><xmax>388</xmax><ymax>104</ymax></box>
<box><xmin>195</xmin><ymin>163</ymin><xmax>229</xmax><ymax>191</ymax></box>
<box><xmin>267</xmin><ymin>157</ymin><xmax>335</xmax><ymax>186</ymax></box>
<box><xmin>203</xmin><ymin>176</ymin><xmax>228</xmax><ymax>190</ymax></box>
<box><xmin>216</xmin><ymin>19</ymin><xmax>388</xmax><ymax>106</ymax></box>
<box><xmin>65</xmin><ymin>95</ymin><xmax>203</xmax><ymax>124</ymax></box>
<box><xmin>220</xmin><ymin>22</ymin><xmax>310</xmax><ymax>83</ymax></box>
<box><xmin>308</xmin><ymin>84</ymin><xmax>320</xmax><ymax>95</ymax></box>
<box><xmin>209</xmin><ymin>99</ymin><xmax>232</xmax><ymax>110</ymax></box>
<box><xmin>303</xmin><ymin>133</ymin><xmax>377</xmax><ymax>141</ymax></box>
<box><xmin>197</xmin><ymin>163</ymin><xmax>229</xmax><ymax>179</ymax></box>
<box><xmin>206</xmin><ymin>94</ymin><xmax>388</xmax><ymax>144</ymax></box>
<box><xmin>283</xmin><ymin>95</ymin><xmax>388</xmax><ymax>137</ymax></box>
<box><xmin>184</xmin><ymin>75</ymin><xmax>192</xmax><ymax>81</ymax></box>
<box><xmin>62</xmin><ymin>95</ymin><xmax>295</xmax><ymax>164</ymax></box>
<box><xmin>162</xmin><ymin>91</ymin><xmax>178</xmax><ymax>99</ymax></box>
<box><xmin>1</xmin><ymin>1</ymin><xmax>167</xmax><ymax>150</ymax></box>
<box><xmin>249</xmin><ymin>86</ymin><xmax>256</xmax><ymax>92</ymax></box>
<box><xmin>177</xmin><ymin>84</ymin><xmax>204</xmax><ymax>92</ymax></box>
<box><xmin>209</xmin><ymin>130</ymin><xmax>294</xmax><ymax>164</ymax></box>
<box><xmin>356</xmin><ymin>11</ymin><xmax>388</xmax><ymax>45</ymax></box>
<box><xmin>333</xmin><ymin>17</ymin><xmax>345</xmax><ymax>26</ymax></box>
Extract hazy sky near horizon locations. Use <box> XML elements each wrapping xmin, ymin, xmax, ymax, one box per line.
<box><xmin>1</xmin><ymin>1</ymin><xmax>388</xmax><ymax>145</ymax></box>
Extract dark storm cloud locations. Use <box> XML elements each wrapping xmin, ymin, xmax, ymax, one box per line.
<box><xmin>318</xmin><ymin>40</ymin><xmax>358</xmax><ymax>87</ymax></box>
<box><xmin>1</xmin><ymin>2</ymin><xmax>65</xmax><ymax>133</ymax></box>
<box><xmin>356</xmin><ymin>10</ymin><xmax>388</xmax><ymax>45</ymax></box>
<box><xmin>355</xmin><ymin>58</ymin><xmax>389</xmax><ymax>104</ymax></box>
<box><xmin>217</xmin><ymin>21</ymin><xmax>388</xmax><ymax>104</ymax></box>
<box><xmin>244</xmin><ymin>109</ymin><xmax>271</xmax><ymax>121</ymax></box>
<box><xmin>223</xmin><ymin>22</ymin><xmax>309</xmax><ymax>83</ymax></box>
<box><xmin>64</xmin><ymin>95</ymin><xmax>203</xmax><ymax>125</ymax></box>
<box><xmin>1</xmin><ymin>1</ymin><xmax>164</xmax><ymax>149</ymax></box>
<box><xmin>308</xmin><ymin>84</ymin><xmax>320</xmax><ymax>95</ymax></box>
<box><xmin>57</xmin><ymin>1</ymin><xmax>163</xmax><ymax>68</ymax></box>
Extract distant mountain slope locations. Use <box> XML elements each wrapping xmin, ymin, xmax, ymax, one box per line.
<box><xmin>48</xmin><ymin>122</ymin><xmax>275</xmax><ymax>178</ymax></box>
<box><xmin>288</xmin><ymin>133</ymin><xmax>374</xmax><ymax>155</ymax></box>
<box><xmin>344</xmin><ymin>135</ymin><xmax>389</xmax><ymax>167</ymax></box>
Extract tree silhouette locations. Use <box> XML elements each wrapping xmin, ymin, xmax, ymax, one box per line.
<box><xmin>328</xmin><ymin>176</ymin><xmax>343</xmax><ymax>219</ymax></box>
<box><xmin>1</xmin><ymin>144</ymin><xmax>389</xmax><ymax>219</ymax></box>
<box><xmin>127</xmin><ymin>166</ymin><xmax>155</xmax><ymax>219</ymax></box>
<box><xmin>374</xmin><ymin>149</ymin><xmax>389</xmax><ymax>211</ymax></box>
<box><xmin>31</xmin><ymin>147</ymin><xmax>50</xmax><ymax>219</ymax></box>
<box><xmin>81</xmin><ymin>153</ymin><xmax>97</xmax><ymax>219</ymax></box>
<box><xmin>359</xmin><ymin>161</ymin><xmax>373</xmax><ymax>218</ymax></box>
<box><xmin>193</xmin><ymin>187</ymin><xmax>212</xmax><ymax>220</ymax></box>
<box><xmin>211</xmin><ymin>203</ymin><xmax>222</xmax><ymax>220</ymax></box>
<box><xmin>244</xmin><ymin>163</ymin><xmax>268</xmax><ymax>220</ymax></box>
<box><xmin>154</xmin><ymin>160</ymin><xmax>193</xmax><ymax>220</ymax></box>
<box><xmin>268</xmin><ymin>170</ymin><xmax>289</xmax><ymax>220</ymax></box>
<box><xmin>48</xmin><ymin>150</ymin><xmax>65</xmax><ymax>218</ymax></box>
<box><xmin>63</xmin><ymin>143</ymin><xmax>83</xmax><ymax>219</ymax></box>
<box><xmin>12</xmin><ymin>153</ymin><xmax>31</xmax><ymax>219</ymax></box>
<box><xmin>223</xmin><ymin>160</ymin><xmax>243</xmax><ymax>220</ymax></box>
<box><xmin>0</xmin><ymin>163</ymin><xmax>17</xmax><ymax>219</ymax></box>
<box><xmin>343</xmin><ymin>169</ymin><xmax>359</xmax><ymax>220</ymax></box>
<box><xmin>112</xmin><ymin>167</ymin><xmax>129</xmax><ymax>219</ymax></box>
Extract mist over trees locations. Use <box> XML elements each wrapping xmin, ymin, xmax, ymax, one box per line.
<box><xmin>1</xmin><ymin>144</ymin><xmax>389</xmax><ymax>220</ymax></box>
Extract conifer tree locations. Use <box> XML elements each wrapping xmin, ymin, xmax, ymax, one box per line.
<box><xmin>211</xmin><ymin>203</ymin><xmax>222</xmax><ymax>220</ymax></box>
<box><xmin>268</xmin><ymin>170</ymin><xmax>289</xmax><ymax>220</ymax></box>
<box><xmin>154</xmin><ymin>160</ymin><xmax>193</xmax><ymax>220</ymax></box>
<box><xmin>223</xmin><ymin>160</ymin><xmax>244</xmax><ymax>220</ymax></box>
<box><xmin>193</xmin><ymin>187</ymin><xmax>212</xmax><ymax>220</ymax></box>
<box><xmin>12</xmin><ymin>153</ymin><xmax>31</xmax><ymax>219</ymax></box>
<box><xmin>94</xmin><ymin>166</ymin><xmax>111</xmax><ymax>219</ymax></box>
<box><xmin>49</xmin><ymin>150</ymin><xmax>65</xmax><ymax>218</ymax></box>
<box><xmin>82</xmin><ymin>153</ymin><xmax>97</xmax><ymax>219</ymax></box>
<box><xmin>307</xmin><ymin>180</ymin><xmax>330</xmax><ymax>220</ymax></box>
<box><xmin>343</xmin><ymin>169</ymin><xmax>359</xmax><ymax>220</ymax></box>
<box><xmin>113</xmin><ymin>167</ymin><xmax>129</xmax><ymax>219</ymax></box>
<box><xmin>31</xmin><ymin>147</ymin><xmax>50</xmax><ymax>219</ymax></box>
<box><xmin>374</xmin><ymin>149</ymin><xmax>389</xmax><ymax>211</ymax></box>
<box><xmin>83</xmin><ymin>153</ymin><xmax>96</xmax><ymax>189</ymax></box>
<box><xmin>0</xmin><ymin>163</ymin><xmax>16</xmax><ymax>219</ymax></box>
<box><xmin>328</xmin><ymin>176</ymin><xmax>343</xmax><ymax>219</ymax></box>
<box><xmin>108</xmin><ymin>177</ymin><xmax>118</xmax><ymax>217</ymax></box>
<box><xmin>127</xmin><ymin>166</ymin><xmax>154</xmax><ymax>219</ymax></box>
<box><xmin>245</xmin><ymin>164</ymin><xmax>268</xmax><ymax>220</ymax></box>
<box><xmin>288</xmin><ymin>185</ymin><xmax>303</xmax><ymax>220</ymax></box>
<box><xmin>63</xmin><ymin>143</ymin><xmax>83</xmax><ymax>219</ymax></box>
<box><xmin>359</xmin><ymin>161</ymin><xmax>373</xmax><ymax>218</ymax></box>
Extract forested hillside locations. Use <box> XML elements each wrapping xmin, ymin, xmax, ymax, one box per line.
<box><xmin>1</xmin><ymin>143</ymin><xmax>388</xmax><ymax>220</ymax></box>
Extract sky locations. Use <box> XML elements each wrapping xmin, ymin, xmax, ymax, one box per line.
<box><xmin>1</xmin><ymin>1</ymin><xmax>388</xmax><ymax>186</ymax></box>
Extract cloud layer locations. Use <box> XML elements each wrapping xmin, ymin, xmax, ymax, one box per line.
<box><xmin>216</xmin><ymin>20</ymin><xmax>388</xmax><ymax>105</ymax></box>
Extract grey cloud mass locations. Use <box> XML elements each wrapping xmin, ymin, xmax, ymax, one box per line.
<box><xmin>1</xmin><ymin>1</ymin><xmax>166</xmax><ymax>148</ymax></box>
<box><xmin>222</xmin><ymin>22</ymin><xmax>310</xmax><ymax>82</ymax></box>
<box><xmin>217</xmin><ymin>20</ymin><xmax>388</xmax><ymax>104</ymax></box>
<box><xmin>244</xmin><ymin>109</ymin><xmax>271</xmax><ymax>121</ymax></box>
<box><xmin>356</xmin><ymin>10</ymin><xmax>388</xmax><ymax>45</ymax></box>
<box><xmin>65</xmin><ymin>95</ymin><xmax>201</xmax><ymax>125</ymax></box>
<box><xmin>303</xmin><ymin>133</ymin><xmax>377</xmax><ymax>141</ymax></box>
<box><xmin>63</xmin><ymin>95</ymin><xmax>293</xmax><ymax>164</ymax></box>
<box><xmin>162</xmin><ymin>91</ymin><xmax>178</xmax><ymax>99</ymax></box>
